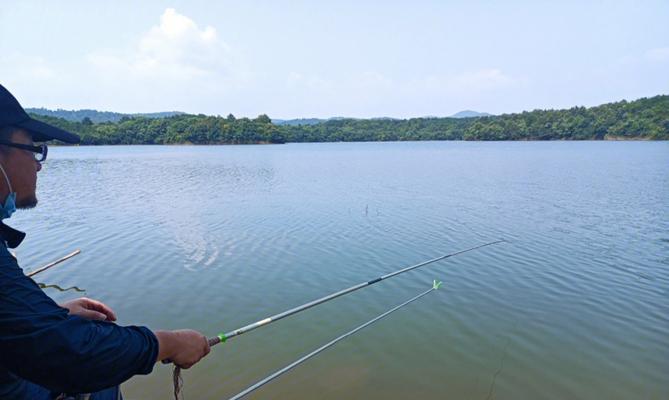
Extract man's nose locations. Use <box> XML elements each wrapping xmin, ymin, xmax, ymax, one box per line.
<box><xmin>35</xmin><ymin>160</ymin><xmax>42</xmax><ymax>172</ymax></box>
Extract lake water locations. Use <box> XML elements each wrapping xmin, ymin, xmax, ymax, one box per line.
<box><xmin>11</xmin><ymin>141</ymin><xmax>669</xmax><ymax>399</ymax></box>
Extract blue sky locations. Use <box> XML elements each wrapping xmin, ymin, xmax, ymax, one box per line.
<box><xmin>1</xmin><ymin>0</ymin><xmax>667</xmax><ymax>118</ymax></box>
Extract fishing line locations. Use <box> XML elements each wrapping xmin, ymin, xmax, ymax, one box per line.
<box><xmin>206</xmin><ymin>240</ymin><xmax>503</xmax><ymax>349</ymax></box>
<box><xmin>228</xmin><ymin>280</ymin><xmax>443</xmax><ymax>400</ymax></box>
<box><xmin>169</xmin><ymin>240</ymin><xmax>505</xmax><ymax>399</ymax></box>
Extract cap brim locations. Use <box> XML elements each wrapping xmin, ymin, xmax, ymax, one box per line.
<box><xmin>16</xmin><ymin>118</ymin><xmax>80</xmax><ymax>144</ymax></box>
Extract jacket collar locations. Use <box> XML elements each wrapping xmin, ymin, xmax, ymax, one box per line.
<box><xmin>0</xmin><ymin>221</ymin><xmax>26</xmax><ymax>248</ymax></box>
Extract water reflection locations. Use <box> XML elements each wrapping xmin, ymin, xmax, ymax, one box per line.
<box><xmin>11</xmin><ymin>142</ymin><xmax>669</xmax><ymax>399</ymax></box>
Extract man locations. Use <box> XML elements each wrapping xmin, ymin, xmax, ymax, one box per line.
<box><xmin>0</xmin><ymin>84</ymin><xmax>210</xmax><ymax>399</ymax></box>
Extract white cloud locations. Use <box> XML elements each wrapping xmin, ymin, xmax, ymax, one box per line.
<box><xmin>419</xmin><ymin>68</ymin><xmax>516</xmax><ymax>93</ymax></box>
<box><xmin>72</xmin><ymin>8</ymin><xmax>257</xmax><ymax>113</ymax></box>
<box><xmin>645</xmin><ymin>47</ymin><xmax>669</xmax><ymax>62</ymax></box>
<box><xmin>286</xmin><ymin>72</ymin><xmax>332</xmax><ymax>90</ymax></box>
<box><xmin>0</xmin><ymin>54</ymin><xmax>56</xmax><ymax>81</ymax></box>
<box><xmin>0</xmin><ymin>54</ymin><xmax>62</xmax><ymax>107</ymax></box>
<box><xmin>87</xmin><ymin>8</ymin><xmax>235</xmax><ymax>81</ymax></box>
<box><xmin>452</xmin><ymin>68</ymin><xmax>514</xmax><ymax>89</ymax></box>
<box><xmin>358</xmin><ymin>71</ymin><xmax>393</xmax><ymax>89</ymax></box>
<box><xmin>285</xmin><ymin>68</ymin><xmax>516</xmax><ymax>98</ymax></box>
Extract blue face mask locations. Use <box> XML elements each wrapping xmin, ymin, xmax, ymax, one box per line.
<box><xmin>0</xmin><ymin>192</ymin><xmax>16</xmax><ymax>219</ymax></box>
<box><xmin>0</xmin><ymin>165</ymin><xmax>16</xmax><ymax>220</ymax></box>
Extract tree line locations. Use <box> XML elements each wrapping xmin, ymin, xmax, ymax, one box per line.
<box><xmin>26</xmin><ymin>108</ymin><xmax>184</xmax><ymax>123</ymax></box>
<box><xmin>30</xmin><ymin>95</ymin><xmax>668</xmax><ymax>145</ymax></box>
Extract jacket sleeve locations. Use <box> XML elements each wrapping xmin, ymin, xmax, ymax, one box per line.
<box><xmin>0</xmin><ymin>248</ymin><xmax>159</xmax><ymax>394</ymax></box>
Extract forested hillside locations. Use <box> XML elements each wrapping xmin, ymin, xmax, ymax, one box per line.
<box><xmin>30</xmin><ymin>95</ymin><xmax>668</xmax><ymax>144</ymax></box>
<box><xmin>26</xmin><ymin>108</ymin><xmax>184</xmax><ymax>123</ymax></box>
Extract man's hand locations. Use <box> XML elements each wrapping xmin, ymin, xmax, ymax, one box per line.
<box><xmin>59</xmin><ymin>297</ymin><xmax>117</xmax><ymax>322</ymax></box>
<box><xmin>154</xmin><ymin>329</ymin><xmax>211</xmax><ymax>369</ymax></box>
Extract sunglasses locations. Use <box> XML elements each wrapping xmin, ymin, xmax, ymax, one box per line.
<box><xmin>0</xmin><ymin>140</ymin><xmax>48</xmax><ymax>162</ymax></box>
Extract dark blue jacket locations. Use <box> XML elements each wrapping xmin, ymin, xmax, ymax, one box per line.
<box><xmin>0</xmin><ymin>223</ymin><xmax>158</xmax><ymax>399</ymax></box>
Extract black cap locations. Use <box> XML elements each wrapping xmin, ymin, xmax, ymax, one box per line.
<box><xmin>0</xmin><ymin>84</ymin><xmax>80</xmax><ymax>144</ymax></box>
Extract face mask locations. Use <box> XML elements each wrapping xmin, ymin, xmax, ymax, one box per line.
<box><xmin>0</xmin><ymin>165</ymin><xmax>16</xmax><ymax>219</ymax></box>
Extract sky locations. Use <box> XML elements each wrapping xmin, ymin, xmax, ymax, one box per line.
<box><xmin>1</xmin><ymin>0</ymin><xmax>667</xmax><ymax>119</ymax></box>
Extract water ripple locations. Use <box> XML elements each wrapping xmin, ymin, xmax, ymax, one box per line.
<box><xmin>10</xmin><ymin>142</ymin><xmax>669</xmax><ymax>399</ymax></box>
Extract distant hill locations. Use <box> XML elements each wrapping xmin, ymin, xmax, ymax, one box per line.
<box><xmin>370</xmin><ymin>117</ymin><xmax>400</xmax><ymax>121</ymax></box>
<box><xmin>450</xmin><ymin>110</ymin><xmax>492</xmax><ymax>118</ymax></box>
<box><xmin>273</xmin><ymin>116</ymin><xmax>399</xmax><ymax>125</ymax></box>
<box><xmin>26</xmin><ymin>108</ymin><xmax>185</xmax><ymax>123</ymax></box>
<box><xmin>272</xmin><ymin>118</ymin><xmax>327</xmax><ymax>126</ymax></box>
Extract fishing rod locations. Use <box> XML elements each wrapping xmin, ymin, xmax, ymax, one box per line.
<box><xmin>27</xmin><ymin>249</ymin><xmax>81</xmax><ymax>278</ymax></box>
<box><xmin>170</xmin><ymin>240</ymin><xmax>505</xmax><ymax>399</ymax></box>
<box><xmin>166</xmin><ymin>239</ymin><xmax>504</xmax><ymax>365</ymax></box>
<box><xmin>208</xmin><ymin>240</ymin><xmax>503</xmax><ymax>347</ymax></box>
<box><xmin>228</xmin><ymin>280</ymin><xmax>443</xmax><ymax>400</ymax></box>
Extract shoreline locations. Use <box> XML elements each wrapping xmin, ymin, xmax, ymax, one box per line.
<box><xmin>48</xmin><ymin>138</ymin><xmax>668</xmax><ymax>146</ymax></box>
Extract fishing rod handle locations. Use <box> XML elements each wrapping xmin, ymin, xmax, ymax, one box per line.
<box><xmin>162</xmin><ymin>336</ymin><xmax>224</xmax><ymax>364</ymax></box>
